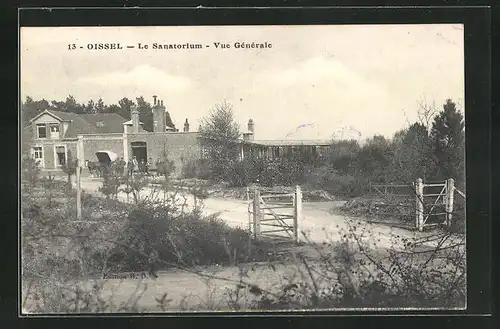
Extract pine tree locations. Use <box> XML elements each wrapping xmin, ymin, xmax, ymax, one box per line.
<box><xmin>118</xmin><ymin>97</ymin><xmax>134</xmax><ymax>119</ymax></box>
<box><xmin>65</xmin><ymin>95</ymin><xmax>85</xmax><ymax>114</ymax></box>
<box><xmin>85</xmin><ymin>100</ymin><xmax>96</xmax><ymax>114</ymax></box>
<box><xmin>429</xmin><ymin>99</ymin><xmax>465</xmax><ymax>183</ymax></box>
<box><xmin>136</xmin><ymin>96</ymin><xmax>154</xmax><ymax>131</ymax></box>
<box><xmin>95</xmin><ymin>97</ymin><xmax>106</xmax><ymax>114</ymax></box>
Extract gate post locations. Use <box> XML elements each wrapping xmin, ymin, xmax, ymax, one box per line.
<box><xmin>253</xmin><ymin>188</ymin><xmax>261</xmax><ymax>240</ymax></box>
<box><xmin>446</xmin><ymin>178</ymin><xmax>455</xmax><ymax>228</ymax></box>
<box><xmin>415</xmin><ymin>178</ymin><xmax>424</xmax><ymax>231</ymax></box>
<box><xmin>294</xmin><ymin>185</ymin><xmax>302</xmax><ymax>244</ymax></box>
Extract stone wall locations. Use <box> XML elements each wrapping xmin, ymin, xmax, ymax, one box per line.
<box><xmin>126</xmin><ymin>132</ymin><xmax>201</xmax><ymax>175</ymax></box>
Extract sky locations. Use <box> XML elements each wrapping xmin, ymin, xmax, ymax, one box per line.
<box><xmin>20</xmin><ymin>25</ymin><xmax>464</xmax><ymax>141</ymax></box>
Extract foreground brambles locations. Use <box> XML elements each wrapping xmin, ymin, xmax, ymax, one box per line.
<box><xmin>22</xmin><ymin>225</ymin><xmax>466</xmax><ymax>312</ymax></box>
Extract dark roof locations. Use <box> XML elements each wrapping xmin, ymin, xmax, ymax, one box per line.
<box><xmin>165</xmin><ymin>111</ymin><xmax>176</xmax><ymax>129</ymax></box>
<box><xmin>45</xmin><ymin>110</ymin><xmax>127</xmax><ymax>138</ymax></box>
<box><xmin>248</xmin><ymin>140</ymin><xmax>333</xmax><ymax>146</ymax></box>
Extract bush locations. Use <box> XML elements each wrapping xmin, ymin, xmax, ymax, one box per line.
<box><xmin>106</xmin><ymin>203</ymin><xmax>265</xmax><ymax>273</ymax></box>
<box><xmin>181</xmin><ymin>159</ymin><xmax>212</xmax><ymax>180</ymax></box>
<box><xmin>305</xmin><ymin>167</ymin><xmax>368</xmax><ymax>198</ymax></box>
<box><xmin>21</xmin><ymin>154</ymin><xmax>41</xmax><ymax>192</ymax></box>
<box><xmin>226</xmin><ymin>157</ymin><xmax>310</xmax><ymax>188</ymax></box>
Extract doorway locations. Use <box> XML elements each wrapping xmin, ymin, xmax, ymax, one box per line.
<box><xmin>55</xmin><ymin>145</ymin><xmax>66</xmax><ymax>167</ymax></box>
<box><xmin>131</xmin><ymin>141</ymin><xmax>147</xmax><ymax>163</ymax></box>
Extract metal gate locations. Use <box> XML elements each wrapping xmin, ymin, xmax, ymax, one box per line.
<box><xmin>247</xmin><ymin>186</ymin><xmax>302</xmax><ymax>243</ymax></box>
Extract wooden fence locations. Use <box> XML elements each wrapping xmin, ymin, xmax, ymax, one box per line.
<box><xmin>370</xmin><ymin>178</ymin><xmax>465</xmax><ymax>232</ymax></box>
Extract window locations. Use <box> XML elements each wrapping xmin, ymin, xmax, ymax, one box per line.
<box><xmin>37</xmin><ymin>124</ymin><xmax>47</xmax><ymax>139</ymax></box>
<box><xmin>32</xmin><ymin>146</ymin><xmax>43</xmax><ymax>167</ymax></box>
<box><xmin>33</xmin><ymin>147</ymin><xmax>43</xmax><ymax>159</ymax></box>
<box><xmin>96</xmin><ymin>121</ymin><xmax>105</xmax><ymax>128</ymax></box>
<box><xmin>50</xmin><ymin>124</ymin><xmax>60</xmax><ymax>139</ymax></box>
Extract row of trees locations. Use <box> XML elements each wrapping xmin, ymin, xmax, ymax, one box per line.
<box><xmin>197</xmin><ymin>99</ymin><xmax>465</xmax><ymax>194</ymax></box>
<box><xmin>21</xmin><ymin>94</ymin><xmax>465</xmax><ymax>195</ymax></box>
<box><xmin>21</xmin><ymin>95</ymin><xmax>176</xmax><ymax>132</ymax></box>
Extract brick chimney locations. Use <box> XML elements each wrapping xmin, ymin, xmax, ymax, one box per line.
<box><xmin>248</xmin><ymin>119</ymin><xmax>255</xmax><ymax>134</ymax></box>
<box><xmin>184</xmin><ymin>118</ymin><xmax>190</xmax><ymax>132</ymax></box>
<box><xmin>131</xmin><ymin>105</ymin><xmax>139</xmax><ymax>133</ymax></box>
<box><xmin>245</xmin><ymin>119</ymin><xmax>255</xmax><ymax>141</ymax></box>
<box><xmin>153</xmin><ymin>95</ymin><xmax>157</xmax><ymax>106</ymax></box>
<box><xmin>153</xmin><ymin>99</ymin><xmax>165</xmax><ymax>133</ymax></box>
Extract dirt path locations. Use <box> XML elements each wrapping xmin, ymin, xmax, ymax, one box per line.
<box><xmin>71</xmin><ymin>177</ymin><xmax>463</xmax><ymax>252</ymax></box>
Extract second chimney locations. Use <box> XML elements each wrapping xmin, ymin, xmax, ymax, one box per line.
<box><xmin>153</xmin><ymin>100</ymin><xmax>165</xmax><ymax>133</ymax></box>
<box><xmin>184</xmin><ymin>118</ymin><xmax>190</xmax><ymax>132</ymax></box>
<box><xmin>248</xmin><ymin>119</ymin><xmax>255</xmax><ymax>134</ymax></box>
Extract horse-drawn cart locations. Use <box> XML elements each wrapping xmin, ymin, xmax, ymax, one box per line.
<box><xmin>87</xmin><ymin>151</ymin><xmax>119</xmax><ymax>177</ymax></box>
<box><xmin>95</xmin><ymin>150</ymin><xmax>118</xmax><ymax>166</ymax></box>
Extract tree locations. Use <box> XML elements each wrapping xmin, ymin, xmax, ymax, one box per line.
<box><xmin>136</xmin><ymin>96</ymin><xmax>153</xmax><ymax>132</ymax></box>
<box><xmin>327</xmin><ymin>139</ymin><xmax>361</xmax><ymax>176</ymax></box>
<box><xmin>417</xmin><ymin>97</ymin><xmax>439</xmax><ymax>131</ymax></box>
<box><xmin>21</xmin><ymin>96</ymin><xmax>50</xmax><ymax>125</ymax></box>
<box><xmin>65</xmin><ymin>95</ymin><xmax>85</xmax><ymax>114</ymax></box>
<box><xmin>199</xmin><ymin>101</ymin><xmax>241</xmax><ymax>181</ymax></box>
<box><xmin>429</xmin><ymin>99</ymin><xmax>465</xmax><ymax>185</ymax></box>
<box><xmin>391</xmin><ymin>122</ymin><xmax>432</xmax><ymax>182</ymax></box>
<box><xmin>85</xmin><ymin>100</ymin><xmax>96</xmax><ymax>114</ymax></box>
<box><xmin>356</xmin><ymin>135</ymin><xmax>393</xmax><ymax>183</ymax></box>
<box><xmin>21</xmin><ymin>96</ymin><xmax>36</xmax><ymax>125</ymax></box>
<box><xmin>49</xmin><ymin>100</ymin><xmax>67</xmax><ymax>112</ymax></box>
<box><xmin>118</xmin><ymin>97</ymin><xmax>135</xmax><ymax>119</ymax></box>
<box><xmin>95</xmin><ymin>98</ymin><xmax>106</xmax><ymax>114</ymax></box>
<box><xmin>105</xmin><ymin>104</ymin><xmax>121</xmax><ymax>114</ymax></box>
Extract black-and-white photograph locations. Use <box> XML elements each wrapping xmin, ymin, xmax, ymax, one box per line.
<box><xmin>20</xmin><ymin>23</ymin><xmax>466</xmax><ymax>313</ymax></box>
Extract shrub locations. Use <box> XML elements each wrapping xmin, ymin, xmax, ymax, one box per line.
<box><xmin>105</xmin><ymin>202</ymin><xmax>265</xmax><ymax>273</ymax></box>
<box><xmin>305</xmin><ymin>167</ymin><xmax>368</xmax><ymax>198</ymax></box>
<box><xmin>21</xmin><ymin>154</ymin><xmax>41</xmax><ymax>193</ymax></box>
<box><xmin>181</xmin><ymin>159</ymin><xmax>212</xmax><ymax>180</ymax></box>
<box><xmin>227</xmin><ymin>157</ymin><xmax>310</xmax><ymax>188</ymax></box>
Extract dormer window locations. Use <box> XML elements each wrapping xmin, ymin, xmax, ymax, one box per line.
<box><xmin>96</xmin><ymin>121</ymin><xmax>105</xmax><ymax>128</ymax></box>
<box><xmin>36</xmin><ymin>124</ymin><xmax>47</xmax><ymax>139</ymax></box>
<box><xmin>50</xmin><ymin>124</ymin><xmax>60</xmax><ymax>139</ymax></box>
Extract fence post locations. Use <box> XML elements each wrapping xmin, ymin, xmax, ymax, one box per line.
<box><xmin>294</xmin><ymin>185</ymin><xmax>302</xmax><ymax>244</ymax></box>
<box><xmin>76</xmin><ymin>163</ymin><xmax>82</xmax><ymax>220</ymax></box>
<box><xmin>253</xmin><ymin>188</ymin><xmax>261</xmax><ymax>240</ymax></box>
<box><xmin>415</xmin><ymin>178</ymin><xmax>424</xmax><ymax>231</ymax></box>
<box><xmin>446</xmin><ymin>178</ymin><xmax>455</xmax><ymax>228</ymax></box>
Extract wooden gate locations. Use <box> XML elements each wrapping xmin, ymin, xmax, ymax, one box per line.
<box><xmin>247</xmin><ymin>186</ymin><xmax>302</xmax><ymax>243</ymax></box>
<box><xmin>415</xmin><ymin>178</ymin><xmax>456</xmax><ymax>231</ymax></box>
<box><xmin>369</xmin><ymin>178</ymin><xmax>462</xmax><ymax>232</ymax></box>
